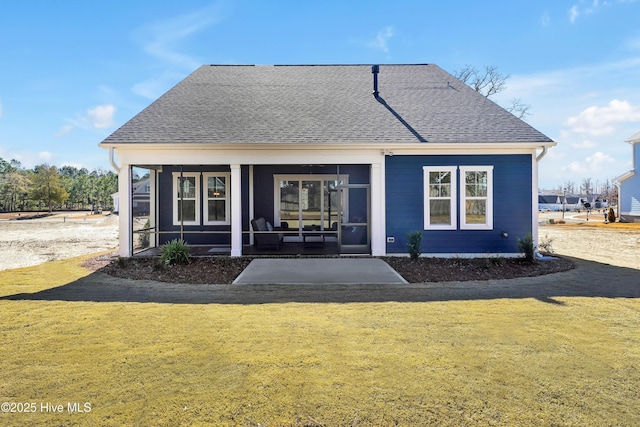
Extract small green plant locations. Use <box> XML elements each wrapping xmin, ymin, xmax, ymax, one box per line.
<box><xmin>161</xmin><ymin>239</ymin><xmax>191</xmax><ymax>265</ymax></box>
<box><xmin>517</xmin><ymin>234</ymin><xmax>535</xmax><ymax>262</ymax></box>
<box><xmin>407</xmin><ymin>231</ymin><xmax>423</xmax><ymax>261</ymax></box>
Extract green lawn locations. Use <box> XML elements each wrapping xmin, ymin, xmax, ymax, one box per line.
<box><xmin>1</xmin><ymin>256</ymin><xmax>639</xmax><ymax>426</ymax></box>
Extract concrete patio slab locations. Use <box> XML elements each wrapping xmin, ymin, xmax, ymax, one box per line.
<box><xmin>232</xmin><ymin>258</ymin><xmax>408</xmax><ymax>285</ymax></box>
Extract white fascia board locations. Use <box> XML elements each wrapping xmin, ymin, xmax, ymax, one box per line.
<box><xmin>624</xmin><ymin>131</ymin><xmax>640</xmax><ymax>143</ymax></box>
<box><xmin>614</xmin><ymin>170</ymin><xmax>635</xmax><ymax>184</ymax></box>
<box><xmin>106</xmin><ymin>144</ymin><xmax>385</xmax><ymax>166</ymax></box>
<box><xmin>100</xmin><ymin>141</ymin><xmax>556</xmax><ymax>169</ymax></box>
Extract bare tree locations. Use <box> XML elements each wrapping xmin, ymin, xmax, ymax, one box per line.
<box><xmin>581</xmin><ymin>178</ymin><xmax>593</xmax><ymax>195</ymax></box>
<box><xmin>454</xmin><ymin>64</ymin><xmax>531</xmax><ymax>119</ymax></box>
<box><xmin>563</xmin><ymin>180</ymin><xmax>576</xmax><ymax>194</ymax></box>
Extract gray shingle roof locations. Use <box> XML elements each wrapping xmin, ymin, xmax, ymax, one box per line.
<box><xmin>101</xmin><ymin>64</ymin><xmax>553</xmax><ymax>145</ymax></box>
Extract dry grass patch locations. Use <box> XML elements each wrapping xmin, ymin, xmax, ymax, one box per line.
<box><xmin>1</xmin><ymin>256</ymin><xmax>639</xmax><ymax>426</ymax></box>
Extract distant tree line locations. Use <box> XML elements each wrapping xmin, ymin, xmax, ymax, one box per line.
<box><xmin>0</xmin><ymin>157</ymin><xmax>117</xmax><ymax>212</ymax></box>
<box><xmin>559</xmin><ymin>177</ymin><xmax>618</xmax><ymax>205</ymax></box>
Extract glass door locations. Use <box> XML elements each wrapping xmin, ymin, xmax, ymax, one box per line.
<box><xmin>276</xmin><ymin>175</ymin><xmax>344</xmax><ymax>240</ymax></box>
<box><xmin>339</xmin><ymin>184</ymin><xmax>370</xmax><ymax>254</ymax></box>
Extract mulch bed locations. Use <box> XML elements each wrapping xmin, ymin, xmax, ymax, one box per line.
<box><xmin>95</xmin><ymin>255</ymin><xmax>575</xmax><ymax>285</ymax></box>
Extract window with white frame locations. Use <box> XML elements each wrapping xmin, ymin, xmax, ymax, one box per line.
<box><xmin>203</xmin><ymin>173</ymin><xmax>230</xmax><ymax>225</ymax></box>
<box><xmin>423</xmin><ymin>166</ymin><xmax>457</xmax><ymax>230</ymax></box>
<box><xmin>459</xmin><ymin>166</ymin><xmax>493</xmax><ymax>230</ymax></box>
<box><xmin>172</xmin><ymin>172</ymin><xmax>200</xmax><ymax>225</ymax></box>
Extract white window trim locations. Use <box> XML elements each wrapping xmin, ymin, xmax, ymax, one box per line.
<box><xmin>203</xmin><ymin>172</ymin><xmax>231</xmax><ymax>225</ymax></box>
<box><xmin>459</xmin><ymin>166</ymin><xmax>493</xmax><ymax>230</ymax></box>
<box><xmin>423</xmin><ymin>166</ymin><xmax>457</xmax><ymax>230</ymax></box>
<box><xmin>172</xmin><ymin>172</ymin><xmax>200</xmax><ymax>226</ymax></box>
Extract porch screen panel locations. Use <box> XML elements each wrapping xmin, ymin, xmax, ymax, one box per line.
<box><xmin>302</xmin><ymin>181</ymin><xmax>322</xmax><ymax>228</ymax></box>
<box><xmin>178</xmin><ymin>176</ymin><xmax>197</xmax><ymax>222</ymax></box>
<box><xmin>324</xmin><ymin>180</ymin><xmax>339</xmax><ymax>230</ymax></box>
<box><xmin>279</xmin><ymin>180</ymin><xmax>299</xmax><ymax>229</ymax></box>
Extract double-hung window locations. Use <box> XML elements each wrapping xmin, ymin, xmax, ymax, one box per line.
<box><xmin>460</xmin><ymin>166</ymin><xmax>493</xmax><ymax>230</ymax></box>
<box><xmin>173</xmin><ymin>172</ymin><xmax>200</xmax><ymax>225</ymax></box>
<box><xmin>423</xmin><ymin>165</ymin><xmax>493</xmax><ymax>230</ymax></box>
<box><xmin>172</xmin><ymin>172</ymin><xmax>231</xmax><ymax>226</ymax></box>
<box><xmin>423</xmin><ymin>166</ymin><xmax>457</xmax><ymax>230</ymax></box>
<box><xmin>203</xmin><ymin>173</ymin><xmax>230</xmax><ymax>225</ymax></box>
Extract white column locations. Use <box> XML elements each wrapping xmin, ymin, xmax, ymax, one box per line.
<box><xmin>370</xmin><ymin>162</ymin><xmax>386</xmax><ymax>256</ymax></box>
<box><xmin>149</xmin><ymin>169</ymin><xmax>158</xmax><ymax>248</ymax></box>
<box><xmin>230</xmin><ymin>164</ymin><xmax>242</xmax><ymax>256</ymax></box>
<box><xmin>531</xmin><ymin>153</ymin><xmax>539</xmax><ymax>250</ymax></box>
<box><xmin>118</xmin><ymin>164</ymin><xmax>133</xmax><ymax>257</ymax></box>
<box><xmin>248</xmin><ymin>165</ymin><xmax>254</xmax><ymax>245</ymax></box>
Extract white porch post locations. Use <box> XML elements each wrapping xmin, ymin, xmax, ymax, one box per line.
<box><xmin>118</xmin><ymin>164</ymin><xmax>133</xmax><ymax>257</ymax></box>
<box><xmin>531</xmin><ymin>153</ymin><xmax>539</xmax><ymax>249</ymax></box>
<box><xmin>230</xmin><ymin>164</ymin><xmax>242</xmax><ymax>256</ymax></box>
<box><xmin>370</xmin><ymin>162</ymin><xmax>386</xmax><ymax>256</ymax></box>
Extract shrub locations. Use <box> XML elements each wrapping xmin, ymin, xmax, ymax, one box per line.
<box><xmin>608</xmin><ymin>207</ymin><xmax>616</xmax><ymax>223</ymax></box>
<box><xmin>517</xmin><ymin>234</ymin><xmax>535</xmax><ymax>262</ymax></box>
<box><xmin>139</xmin><ymin>219</ymin><xmax>151</xmax><ymax>248</ymax></box>
<box><xmin>538</xmin><ymin>234</ymin><xmax>555</xmax><ymax>254</ymax></box>
<box><xmin>407</xmin><ymin>231</ymin><xmax>423</xmax><ymax>261</ymax></box>
<box><xmin>161</xmin><ymin>239</ymin><xmax>191</xmax><ymax>265</ymax></box>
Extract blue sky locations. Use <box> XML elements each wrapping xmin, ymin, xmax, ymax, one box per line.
<box><xmin>1</xmin><ymin>0</ymin><xmax>639</xmax><ymax>191</ymax></box>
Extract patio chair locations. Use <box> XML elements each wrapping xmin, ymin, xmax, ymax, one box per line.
<box><xmin>251</xmin><ymin>217</ymin><xmax>287</xmax><ymax>250</ymax></box>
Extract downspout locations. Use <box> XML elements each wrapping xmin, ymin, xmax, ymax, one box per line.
<box><xmin>108</xmin><ymin>147</ymin><xmax>121</xmax><ymax>174</ymax></box>
<box><xmin>536</xmin><ymin>146</ymin><xmax>548</xmax><ymax>162</ymax></box>
<box><xmin>534</xmin><ymin>145</ymin><xmax>548</xmax><ymax>259</ymax></box>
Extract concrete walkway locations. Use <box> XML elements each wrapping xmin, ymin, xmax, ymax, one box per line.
<box><xmin>232</xmin><ymin>258</ymin><xmax>408</xmax><ymax>285</ymax></box>
<box><xmin>3</xmin><ymin>257</ymin><xmax>640</xmax><ymax>305</ymax></box>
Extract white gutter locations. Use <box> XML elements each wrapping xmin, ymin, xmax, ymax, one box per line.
<box><xmin>108</xmin><ymin>147</ymin><xmax>121</xmax><ymax>174</ymax></box>
<box><xmin>535</xmin><ymin>146</ymin><xmax>548</xmax><ymax>162</ymax></box>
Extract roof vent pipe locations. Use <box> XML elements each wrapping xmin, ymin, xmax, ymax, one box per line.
<box><xmin>372</xmin><ymin>65</ymin><xmax>380</xmax><ymax>98</ymax></box>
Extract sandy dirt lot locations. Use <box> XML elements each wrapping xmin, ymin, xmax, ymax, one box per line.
<box><xmin>538</xmin><ymin>211</ymin><xmax>640</xmax><ymax>270</ymax></box>
<box><xmin>0</xmin><ymin>213</ymin><xmax>119</xmax><ymax>271</ymax></box>
<box><xmin>540</xmin><ymin>224</ymin><xmax>640</xmax><ymax>269</ymax></box>
<box><xmin>0</xmin><ymin>211</ymin><xmax>638</xmax><ymax>272</ymax></box>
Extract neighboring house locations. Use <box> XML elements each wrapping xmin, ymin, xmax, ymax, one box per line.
<box><xmin>615</xmin><ymin>130</ymin><xmax>640</xmax><ymax>222</ymax></box>
<box><xmin>99</xmin><ymin>64</ymin><xmax>555</xmax><ymax>257</ymax></box>
<box><xmin>538</xmin><ymin>193</ymin><xmax>608</xmax><ymax>212</ymax></box>
<box><xmin>111</xmin><ymin>177</ymin><xmax>150</xmax><ymax>215</ymax></box>
<box><xmin>131</xmin><ymin>177</ymin><xmax>151</xmax><ymax>216</ymax></box>
<box><xmin>538</xmin><ymin>194</ymin><xmax>562</xmax><ymax>211</ymax></box>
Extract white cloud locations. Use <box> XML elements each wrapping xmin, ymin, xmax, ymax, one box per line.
<box><xmin>87</xmin><ymin>104</ymin><xmax>116</xmax><ymax>129</ymax></box>
<box><xmin>38</xmin><ymin>151</ymin><xmax>54</xmax><ymax>162</ymax></box>
<box><xmin>571</xmin><ymin>139</ymin><xmax>598</xmax><ymax>149</ymax></box>
<box><xmin>368</xmin><ymin>26</ymin><xmax>394</xmax><ymax>53</ymax></box>
<box><xmin>136</xmin><ymin>6</ymin><xmax>222</xmax><ymax>67</ymax></box>
<box><xmin>563</xmin><ymin>151</ymin><xmax>615</xmax><ymax>174</ymax></box>
<box><xmin>569</xmin><ymin>5</ymin><xmax>580</xmax><ymax>23</ymax></box>
<box><xmin>132</xmin><ymin>3</ymin><xmax>224</xmax><ymax>99</ymax></box>
<box><xmin>55</xmin><ymin>124</ymin><xmax>74</xmax><ymax>137</ymax></box>
<box><xmin>541</xmin><ymin>11</ymin><xmax>551</xmax><ymax>26</ymax></box>
<box><xmin>564</xmin><ymin>99</ymin><xmax>640</xmax><ymax>136</ymax></box>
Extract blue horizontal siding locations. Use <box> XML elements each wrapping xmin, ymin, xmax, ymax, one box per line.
<box><xmin>252</xmin><ymin>164</ymin><xmax>370</xmax><ymax>224</ymax></box>
<box><xmin>157</xmin><ymin>165</ymin><xmax>250</xmax><ymax>246</ymax></box>
<box><xmin>385</xmin><ymin>154</ymin><xmax>533</xmax><ymax>254</ymax></box>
